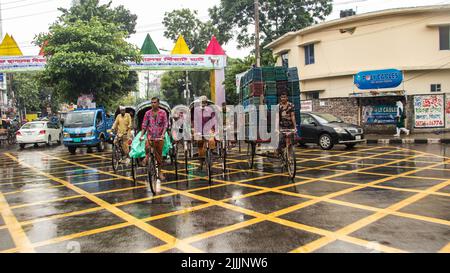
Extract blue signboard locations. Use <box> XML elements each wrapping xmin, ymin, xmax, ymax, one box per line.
<box><xmin>363</xmin><ymin>104</ymin><xmax>397</xmax><ymax>124</ymax></box>
<box><xmin>354</xmin><ymin>69</ymin><xmax>403</xmax><ymax>90</ymax></box>
<box><xmin>0</xmin><ymin>73</ymin><xmax>4</xmax><ymax>82</ymax></box>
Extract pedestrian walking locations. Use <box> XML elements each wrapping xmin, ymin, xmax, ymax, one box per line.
<box><xmin>394</xmin><ymin>100</ymin><xmax>410</xmax><ymax>137</ymax></box>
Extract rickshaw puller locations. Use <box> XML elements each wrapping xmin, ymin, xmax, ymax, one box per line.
<box><xmin>112</xmin><ymin>106</ymin><xmax>132</xmax><ymax>163</ymax></box>
<box><xmin>139</xmin><ymin>97</ymin><xmax>168</xmax><ymax>181</ymax></box>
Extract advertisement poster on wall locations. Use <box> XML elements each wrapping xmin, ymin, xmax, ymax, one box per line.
<box><xmin>300</xmin><ymin>100</ymin><xmax>313</xmax><ymax>112</ymax></box>
<box><xmin>446</xmin><ymin>95</ymin><xmax>450</xmax><ymax>129</ymax></box>
<box><xmin>363</xmin><ymin>104</ymin><xmax>397</xmax><ymax>124</ymax></box>
<box><xmin>414</xmin><ymin>95</ymin><xmax>445</xmax><ymax>128</ymax></box>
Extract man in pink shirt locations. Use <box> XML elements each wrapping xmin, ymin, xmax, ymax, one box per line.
<box><xmin>139</xmin><ymin>97</ymin><xmax>168</xmax><ymax>180</ymax></box>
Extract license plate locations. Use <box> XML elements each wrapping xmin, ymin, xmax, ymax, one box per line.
<box><xmin>73</xmin><ymin>138</ymin><xmax>82</xmax><ymax>143</ymax></box>
<box><xmin>356</xmin><ymin>135</ymin><xmax>362</xmax><ymax>140</ymax></box>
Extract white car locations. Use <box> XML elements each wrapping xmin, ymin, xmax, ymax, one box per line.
<box><xmin>17</xmin><ymin>121</ymin><xmax>62</xmax><ymax>149</ymax></box>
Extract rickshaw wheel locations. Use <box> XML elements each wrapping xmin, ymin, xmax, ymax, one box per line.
<box><xmin>131</xmin><ymin>158</ymin><xmax>137</xmax><ymax>184</ymax></box>
<box><xmin>172</xmin><ymin>144</ymin><xmax>178</xmax><ymax>180</ymax></box>
<box><xmin>147</xmin><ymin>153</ymin><xmax>158</xmax><ymax>195</ymax></box>
<box><xmin>205</xmin><ymin>148</ymin><xmax>212</xmax><ymax>185</ymax></box>
<box><xmin>286</xmin><ymin>145</ymin><xmax>297</xmax><ymax>180</ymax></box>
<box><xmin>112</xmin><ymin>144</ymin><xmax>120</xmax><ymax>173</ymax></box>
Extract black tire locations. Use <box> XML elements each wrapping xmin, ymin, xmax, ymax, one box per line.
<box><xmin>97</xmin><ymin>137</ymin><xmax>105</xmax><ymax>152</ymax></box>
<box><xmin>19</xmin><ymin>143</ymin><xmax>25</xmax><ymax>149</ymax></box>
<box><xmin>172</xmin><ymin>144</ymin><xmax>179</xmax><ymax>180</ymax></box>
<box><xmin>112</xmin><ymin>144</ymin><xmax>120</xmax><ymax>173</ymax></box>
<box><xmin>131</xmin><ymin>158</ymin><xmax>137</xmax><ymax>184</ymax></box>
<box><xmin>184</xmin><ymin>142</ymin><xmax>189</xmax><ymax>174</ymax></box>
<box><xmin>147</xmin><ymin>153</ymin><xmax>158</xmax><ymax>195</ymax></box>
<box><xmin>285</xmin><ymin>145</ymin><xmax>297</xmax><ymax>180</ymax></box>
<box><xmin>68</xmin><ymin>146</ymin><xmax>77</xmax><ymax>155</ymax></box>
<box><xmin>205</xmin><ymin>148</ymin><xmax>212</xmax><ymax>185</ymax></box>
<box><xmin>345</xmin><ymin>143</ymin><xmax>357</xmax><ymax>149</ymax></box>
<box><xmin>248</xmin><ymin>142</ymin><xmax>256</xmax><ymax>169</ymax></box>
<box><xmin>46</xmin><ymin>136</ymin><xmax>51</xmax><ymax>146</ymax></box>
<box><xmin>221</xmin><ymin>141</ymin><xmax>227</xmax><ymax>173</ymax></box>
<box><xmin>319</xmin><ymin>134</ymin><xmax>334</xmax><ymax>150</ymax></box>
<box><xmin>57</xmin><ymin>134</ymin><xmax>62</xmax><ymax>145</ymax></box>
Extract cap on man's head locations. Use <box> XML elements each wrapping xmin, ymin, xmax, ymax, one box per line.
<box><xmin>200</xmin><ymin>96</ymin><xmax>208</xmax><ymax>102</ymax></box>
<box><xmin>119</xmin><ymin>106</ymin><xmax>125</xmax><ymax>111</ymax></box>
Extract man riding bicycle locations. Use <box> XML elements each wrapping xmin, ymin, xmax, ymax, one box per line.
<box><xmin>112</xmin><ymin>106</ymin><xmax>132</xmax><ymax>163</ymax></box>
<box><xmin>139</xmin><ymin>97</ymin><xmax>168</xmax><ymax>181</ymax></box>
<box><xmin>278</xmin><ymin>92</ymin><xmax>297</xmax><ymax>149</ymax></box>
<box><xmin>193</xmin><ymin>96</ymin><xmax>217</xmax><ymax>171</ymax></box>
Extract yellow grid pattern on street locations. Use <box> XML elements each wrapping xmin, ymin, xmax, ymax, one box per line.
<box><xmin>0</xmin><ymin>145</ymin><xmax>449</xmax><ymax>253</ymax></box>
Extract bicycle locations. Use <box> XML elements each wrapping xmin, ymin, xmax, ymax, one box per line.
<box><xmin>7</xmin><ymin>128</ymin><xmax>17</xmax><ymax>145</ymax></box>
<box><xmin>144</xmin><ymin>138</ymin><xmax>163</xmax><ymax>195</ymax></box>
<box><xmin>279</xmin><ymin>129</ymin><xmax>297</xmax><ymax>180</ymax></box>
<box><xmin>247</xmin><ymin>128</ymin><xmax>297</xmax><ymax>180</ymax></box>
<box><xmin>111</xmin><ymin>133</ymin><xmax>127</xmax><ymax>173</ymax></box>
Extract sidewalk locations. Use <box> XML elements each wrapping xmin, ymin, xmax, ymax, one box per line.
<box><xmin>365</xmin><ymin>132</ymin><xmax>450</xmax><ymax>144</ymax></box>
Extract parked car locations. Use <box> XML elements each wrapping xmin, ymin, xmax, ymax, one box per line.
<box><xmin>17</xmin><ymin>121</ymin><xmax>62</xmax><ymax>149</ymax></box>
<box><xmin>299</xmin><ymin>112</ymin><xmax>365</xmax><ymax>150</ymax></box>
<box><xmin>63</xmin><ymin>108</ymin><xmax>114</xmax><ymax>154</ymax></box>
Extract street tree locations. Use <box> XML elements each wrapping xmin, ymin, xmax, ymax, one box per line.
<box><xmin>209</xmin><ymin>0</ymin><xmax>333</xmax><ymax>65</ymax></box>
<box><xmin>161</xmin><ymin>9</ymin><xmax>229</xmax><ymax>104</ymax></box>
<box><xmin>11</xmin><ymin>72</ymin><xmax>60</xmax><ymax>116</ymax></box>
<box><xmin>35</xmin><ymin>0</ymin><xmax>141</xmax><ymax>108</ymax></box>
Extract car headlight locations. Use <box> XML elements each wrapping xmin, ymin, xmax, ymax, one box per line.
<box><xmin>86</xmin><ymin>131</ymin><xmax>94</xmax><ymax>137</ymax></box>
<box><xmin>334</xmin><ymin>127</ymin><xmax>346</xmax><ymax>134</ymax></box>
<box><xmin>63</xmin><ymin>133</ymin><xmax>70</xmax><ymax>138</ymax></box>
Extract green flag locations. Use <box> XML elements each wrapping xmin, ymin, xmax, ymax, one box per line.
<box><xmin>140</xmin><ymin>34</ymin><xmax>160</xmax><ymax>54</ymax></box>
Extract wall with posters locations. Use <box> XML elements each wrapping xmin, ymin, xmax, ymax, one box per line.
<box><xmin>413</xmin><ymin>95</ymin><xmax>445</xmax><ymax>128</ymax></box>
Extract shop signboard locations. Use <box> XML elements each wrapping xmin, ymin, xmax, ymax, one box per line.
<box><xmin>354</xmin><ymin>69</ymin><xmax>403</xmax><ymax>90</ymax></box>
<box><xmin>300</xmin><ymin>100</ymin><xmax>313</xmax><ymax>112</ymax></box>
<box><xmin>414</xmin><ymin>95</ymin><xmax>445</xmax><ymax>128</ymax></box>
<box><xmin>446</xmin><ymin>95</ymin><xmax>450</xmax><ymax>129</ymax></box>
<box><xmin>363</xmin><ymin>104</ymin><xmax>397</xmax><ymax>124</ymax></box>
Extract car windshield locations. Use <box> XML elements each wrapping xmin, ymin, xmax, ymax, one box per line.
<box><xmin>21</xmin><ymin>123</ymin><xmax>45</xmax><ymax>130</ymax></box>
<box><xmin>64</xmin><ymin>111</ymin><xmax>96</xmax><ymax>128</ymax></box>
<box><xmin>312</xmin><ymin>113</ymin><xmax>343</xmax><ymax>124</ymax></box>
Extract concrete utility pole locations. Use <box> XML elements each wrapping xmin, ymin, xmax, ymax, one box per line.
<box><xmin>254</xmin><ymin>0</ymin><xmax>261</xmax><ymax>67</ymax></box>
<box><xmin>185</xmin><ymin>71</ymin><xmax>190</xmax><ymax>105</ymax></box>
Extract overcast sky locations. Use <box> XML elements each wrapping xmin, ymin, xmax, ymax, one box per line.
<box><xmin>0</xmin><ymin>0</ymin><xmax>448</xmax><ymax>57</ymax></box>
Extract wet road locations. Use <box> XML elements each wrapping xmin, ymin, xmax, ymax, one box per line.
<box><xmin>0</xmin><ymin>143</ymin><xmax>449</xmax><ymax>253</ymax></box>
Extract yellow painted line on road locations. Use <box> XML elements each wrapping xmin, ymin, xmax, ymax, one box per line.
<box><xmin>439</xmin><ymin>242</ymin><xmax>450</xmax><ymax>253</ymax></box>
<box><xmin>19</xmin><ymin>207</ymin><xmax>104</xmax><ymax>227</ymax></box>
<box><xmin>0</xmin><ymin>192</ymin><xmax>35</xmax><ymax>253</ymax></box>
<box><xmin>5</xmin><ymin>153</ymin><xmax>202</xmax><ymax>253</ymax></box>
<box><xmin>31</xmin><ymin>222</ymin><xmax>132</xmax><ymax>249</ymax></box>
<box><xmin>291</xmin><ymin>160</ymin><xmax>450</xmax><ymax>253</ymax></box>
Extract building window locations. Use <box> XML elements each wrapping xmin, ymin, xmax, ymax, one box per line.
<box><xmin>439</xmin><ymin>26</ymin><xmax>450</xmax><ymax>50</ymax></box>
<box><xmin>304</xmin><ymin>44</ymin><xmax>315</xmax><ymax>65</ymax></box>
<box><xmin>431</xmin><ymin>84</ymin><xmax>441</xmax><ymax>92</ymax></box>
<box><xmin>281</xmin><ymin>53</ymin><xmax>289</xmax><ymax>68</ymax></box>
<box><xmin>305</xmin><ymin>91</ymin><xmax>320</xmax><ymax>100</ymax></box>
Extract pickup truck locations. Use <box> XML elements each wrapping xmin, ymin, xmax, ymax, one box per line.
<box><xmin>63</xmin><ymin>108</ymin><xmax>114</xmax><ymax>154</ymax></box>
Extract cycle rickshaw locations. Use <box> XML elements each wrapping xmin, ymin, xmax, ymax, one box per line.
<box><xmin>245</xmin><ymin>104</ymin><xmax>297</xmax><ymax>180</ymax></box>
<box><xmin>180</xmin><ymin>98</ymin><xmax>228</xmax><ymax>184</ymax></box>
<box><xmin>130</xmin><ymin>100</ymin><xmax>178</xmax><ymax>194</ymax></box>
<box><xmin>111</xmin><ymin>106</ymin><xmax>135</xmax><ymax>172</ymax></box>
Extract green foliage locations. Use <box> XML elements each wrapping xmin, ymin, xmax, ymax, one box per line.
<box><xmin>209</xmin><ymin>0</ymin><xmax>333</xmax><ymax>64</ymax></box>
<box><xmin>12</xmin><ymin>72</ymin><xmax>60</xmax><ymax>114</ymax></box>
<box><xmin>34</xmin><ymin>0</ymin><xmax>140</xmax><ymax>108</ymax></box>
<box><xmin>224</xmin><ymin>57</ymin><xmax>254</xmax><ymax>105</ymax></box>
<box><xmin>58</xmin><ymin>0</ymin><xmax>137</xmax><ymax>37</ymax></box>
<box><xmin>162</xmin><ymin>9</ymin><xmax>232</xmax><ymax>54</ymax></box>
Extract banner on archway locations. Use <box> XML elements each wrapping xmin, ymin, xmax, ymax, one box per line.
<box><xmin>0</xmin><ymin>54</ymin><xmax>226</xmax><ymax>72</ymax></box>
